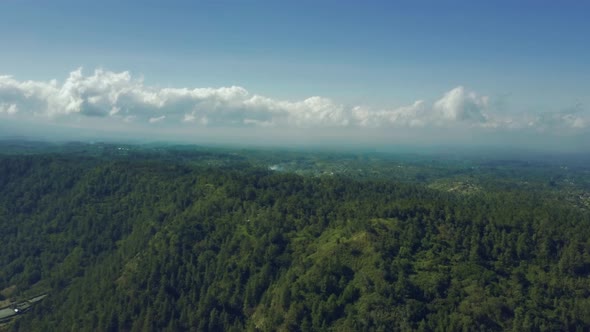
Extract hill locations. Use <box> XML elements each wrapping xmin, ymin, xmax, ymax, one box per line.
<box><xmin>1</xmin><ymin>144</ymin><xmax>590</xmax><ymax>331</ymax></box>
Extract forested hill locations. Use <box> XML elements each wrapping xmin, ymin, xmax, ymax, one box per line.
<box><xmin>1</xmin><ymin>149</ymin><xmax>590</xmax><ymax>331</ymax></box>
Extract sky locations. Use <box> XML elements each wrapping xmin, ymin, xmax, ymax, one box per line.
<box><xmin>0</xmin><ymin>0</ymin><xmax>589</xmax><ymax>151</ymax></box>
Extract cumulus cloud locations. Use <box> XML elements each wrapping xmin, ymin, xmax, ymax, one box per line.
<box><xmin>149</xmin><ymin>115</ymin><xmax>166</xmax><ymax>124</ymax></box>
<box><xmin>433</xmin><ymin>86</ymin><xmax>489</xmax><ymax>122</ymax></box>
<box><xmin>0</xmin><ymin>68</ymin><xmax>587</xmax><ymax>136</ymax></box>
<box><xmin>529</xmin><ymin>107</ymin><xmax>588</xmax><ymax>132</ymax></box>
<box><xmin>0</xmin><ymin>103</ymin><xmax>18</xmax><ymax>114</ymax></box>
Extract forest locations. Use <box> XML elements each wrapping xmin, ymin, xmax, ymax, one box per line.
<box><xmin>1</xmin><ymin>141</ymin><xmax>590</xmax><ymax>331</ymax></box>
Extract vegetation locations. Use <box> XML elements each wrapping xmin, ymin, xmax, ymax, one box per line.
<box><xmin>1</xmin><ymin>141</ymin><xmax>589</xmax><ymax>331</ymax></box>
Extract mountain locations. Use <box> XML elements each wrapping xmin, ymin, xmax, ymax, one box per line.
<box><xmin>1</xmin><ymin>144</ymin><xmax>590</xmax><ymax>331</ymax></box>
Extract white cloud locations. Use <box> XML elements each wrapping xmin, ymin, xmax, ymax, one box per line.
<box><xmin>0</xmin><ymin>103</ymin><xmax>18</xmax><ymax>114</ymax></box>
<box><xmin>530</xmin><ymin>109</ymin><xmax>589</xmax><ymax>131</ymax></box>
<box><xmin>182</xmin><ymin>113</ymin><xmax>196</xmax><ymax>123</ymax></box>
<box><xmin>0</xmin><ymin>68</ymin><xmax>587</xmax><ymax>137</ymax></box>
<box><xmin>149</xmin><ymin>115</ymin><xmax>166</xmax><ymax>124</ymax></box>
<box><xmin>433</xmin><ymin>86</ymin><xmax>489</xmax><ymax>122</ymax></box>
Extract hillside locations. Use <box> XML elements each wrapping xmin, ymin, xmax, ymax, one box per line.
<box><xmin>1</xmin><ymin>145</ymin><xmax>590</xmax><ymax>331</ymax></box>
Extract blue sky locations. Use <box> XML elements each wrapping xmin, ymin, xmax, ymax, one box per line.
<box><xmin>0</xmin><ymin>0</ymin><xmax>589</xmax><ymax>150</ymax></box>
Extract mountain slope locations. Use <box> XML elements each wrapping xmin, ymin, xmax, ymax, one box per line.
<box><xmin>1</xmin><ymin>153</ymin><xmax>590</xmax><ymax>331</ymax></box>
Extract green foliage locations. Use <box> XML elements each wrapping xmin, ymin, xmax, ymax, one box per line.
<box><xmin>0</xmin><ymin>147</ymin><xmax>589</xmax><ymax>331</ymax></box>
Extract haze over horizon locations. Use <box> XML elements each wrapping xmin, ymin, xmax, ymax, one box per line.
<box><xmin>1</xmin><ymin>1</ymin><xmax>589</xmax><ymax>151</ymax></box>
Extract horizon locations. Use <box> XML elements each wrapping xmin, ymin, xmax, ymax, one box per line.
<box><xmin>1</xmin><ymin>1</ymin><xmax>589</xmax><ymax>152</ymax></box>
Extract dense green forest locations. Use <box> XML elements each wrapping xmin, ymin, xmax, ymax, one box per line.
<box><xmin>1</xmin><ymin>141</ymin><xmax>590</xmax><ymax>331</ymax></box>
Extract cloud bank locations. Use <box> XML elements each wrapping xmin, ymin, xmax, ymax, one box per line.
<box><xmin>0</xmin><ymin>68</ymin><xmax>588</xmax><ymax>146</ymax></box>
